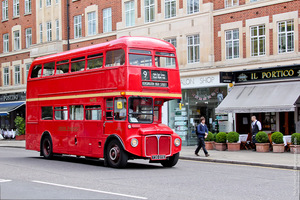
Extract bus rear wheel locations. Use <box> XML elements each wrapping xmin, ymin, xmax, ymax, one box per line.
<box><xmin>160</xmin><ymin>153</ymin><xmax>179</xmax><ymax>167</ymax></box>
<box><xmin>41</xmin><ymin>136</ymin><xmax>53</xmax><ymax>159</ymax></box>
<box><xmin>105</xmin><ymin>139</ymin><xmax>128</xmax><ymax>168</ymax></box>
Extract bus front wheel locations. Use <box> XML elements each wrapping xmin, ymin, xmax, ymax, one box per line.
<box><xmin>160</xmin><ymin>153</ymin><xmax>179</xmax><ymax>167</ymax></box>
<box><xmin>41</xmin><ymin>136</ymin><xmax>53</xmax><ymax>159</ymax></box>
<box><xmin>105</xmin><ymin>139</ymin><xmax>128</xmax><ymax>168</ymax></box>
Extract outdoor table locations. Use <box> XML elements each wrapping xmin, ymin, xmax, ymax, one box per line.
<box><xmin>283</xmin><ymin>135</ymin><xmax>291</xmax><ymax>146</ymax></box>
<box><xmin>238</xmin><ymin>134</ymin><xmax>248</xmax><ymax>143</ymax></box>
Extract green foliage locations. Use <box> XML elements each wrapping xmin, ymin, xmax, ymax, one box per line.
<box><xmin>255</xmin><ymin>131</ymin><xmax>269</xmax><ymax>143</ymax></box>
<box><xmin>227</xmin><ymin>131</ymin><xmax>239</xmax><ymax>143</ymax></box>
<box><xmin>291</xmin><ymin>133</ymin><xmax>300</xmax><ymax>145</ymax></box>
<box><xmin>216</xmin><ymin>132</ymin><xmax>227</xmax><ymax>143</ymax></box>
<box><xmin>205</xmin><ymin>131</ymin><xmax>214</xmax><ymax>141</ymax></box>
<box><xmin>271</xmin><ymin>132</ymin><xmax>283</xmax><ymax>144</ymax></box>
<box><xmin>14</xmin><ymin>116</ymin><xmax>25</xmax><ymax>136</ymax></box>
<box><xmin>212</xmin><ymin>133</ymin><xmax>217</xmax><ymax>142</ymax></box>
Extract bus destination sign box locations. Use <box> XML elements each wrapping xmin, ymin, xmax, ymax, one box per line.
<box><xmin>142</xmin><ymin>70</ymin><xmax>168</xmax><ymax>87</ymax></box>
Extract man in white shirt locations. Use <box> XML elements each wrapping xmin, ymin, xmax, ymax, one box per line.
<box><xmin>251</xmin><ymin>115</ymin><xmax>262</xmax><ymax>150</ymax></box>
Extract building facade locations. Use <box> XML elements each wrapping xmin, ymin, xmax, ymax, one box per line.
<box><xmin>0</xmin><ymin>0</ymin><xmax>299</xmax><ymax>143</ymax></box>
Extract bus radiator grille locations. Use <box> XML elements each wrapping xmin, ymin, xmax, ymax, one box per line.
<box><xmin>145</xmin><ymin>135</ymin><xmax>171</xmax><ymax>157</ymax></box>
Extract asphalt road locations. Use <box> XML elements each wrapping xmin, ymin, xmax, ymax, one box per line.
<box><xmin>0</xmin><ymin>147</ymin><xmax>299</xmax><ymax>200</ymax></box>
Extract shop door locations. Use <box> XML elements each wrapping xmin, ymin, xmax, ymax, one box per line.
<box><xmin>279</xmin><ymin>112</ymin><xmax>295</xmax><ymax>135</ymax></box>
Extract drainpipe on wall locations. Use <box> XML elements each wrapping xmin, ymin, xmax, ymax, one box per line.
<box><xmin>67</xmin><ymin>0</ymin><xmax>70</xmax><ymax>50</ymax></box>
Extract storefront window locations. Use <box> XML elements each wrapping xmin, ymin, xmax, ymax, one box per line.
<box><xmin>168</xmin><ymin>87</ymin><xmax>227</xmax><ymax>145</ymax></box>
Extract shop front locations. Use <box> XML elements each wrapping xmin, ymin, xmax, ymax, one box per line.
<box><xmin>217</xmin><ymin>65</ymin><xmax>300</xmax><ymax>135</ymax></box>
<box><xmin>0</xmin><ymin>92</ymin><xmax>26</xmax><ymax>131</ymax></box>
<box><xmin>168</xmin><ymin>74</ymin><xmax>230</xmax><ymax>146</ymax></box>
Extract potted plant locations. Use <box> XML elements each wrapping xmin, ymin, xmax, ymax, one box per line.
<box><xmin>227</xmin><ymin>131</ymin><xmax>240</xmax><ymax>151</ymax></box>
<box><xmin>204</xmin><ymin>131</ymin><xmax>214</xmax><ymax>150</ymax></box>
<box><xmin>271</xmin><ymin>132</ymin><xmax>284</xmax><ymax>153</ymax></box>
<box><xmin>255</xmin><ymin>131</ymin><xmax>269</xmax><ymax>152</ymax></box>
<box><xmin>212</xmin><ymin>132</ymin><xmax>217</xmax><ymax>149</ymax></box>
<box><xmin>290</xmin><ymin>133</ymin><xmax>300</xmax><ymax>154</ymax></box>
<box><xmin>14</xmin><ymin>116</ymin><xmax>25</xmax><ymax>140</ymax></box>
<box><xmin>215</xmin><ymin>132</ymin><xmax>227</xmax><ymax>151</ymax></box>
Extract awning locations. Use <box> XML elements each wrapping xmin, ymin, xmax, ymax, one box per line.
<box><xmin>0</xmin><ymin>101</ymin><xmax>25</xmax><ymax>115</ymax></box>
<box><xmin>215</xmin><ymin>82</ymin><xmax>300</xmax><ymax>113</ymax></box>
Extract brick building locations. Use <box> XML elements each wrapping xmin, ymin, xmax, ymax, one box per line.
<box><xmin>0</xmin><ymin>0</ymin><xmax>299</xmax><ymax>143</ymax></box>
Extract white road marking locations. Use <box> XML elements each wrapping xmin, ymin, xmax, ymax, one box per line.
<box><xmin>0</xmin><ymin>179</ymin><xmax>11</xmax><ymax>183</ymax></box>
<box><xmin>32</xmin><ymin>180</ymin><xmax>148</xmax><ymax>200</ymax></box>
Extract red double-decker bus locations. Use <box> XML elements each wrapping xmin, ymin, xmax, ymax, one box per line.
<box><xmin>26</xmin><ymin>36</ymin><xmax>182</xmax><ymax>168</ymax></box>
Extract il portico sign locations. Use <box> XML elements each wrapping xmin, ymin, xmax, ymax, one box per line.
<box><xmin>220</xmin><ymin>64</ymin><xmax>300</xmax><ymax>83</ymax></box>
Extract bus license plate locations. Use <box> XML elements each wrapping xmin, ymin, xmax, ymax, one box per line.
<box><xmin>151</xmin><ymin>155</ymin><xmax>166</xmax><ymax>160</ymax></box>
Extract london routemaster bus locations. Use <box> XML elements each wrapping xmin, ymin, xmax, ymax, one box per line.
<box><xmin>26</xmin><ymin>36</ymin><xmax>182</xmax><ymax>168</ymax></box>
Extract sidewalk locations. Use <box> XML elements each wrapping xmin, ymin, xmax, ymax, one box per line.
<box><xmin>0</xmin><ymin>140</ymin><xmax>299</xmax><ymax>169</ymax></box>
<box><xmin>180</xmin><ymin>146</ymin><xmax>300</xmax><ymax>170</ymax></box>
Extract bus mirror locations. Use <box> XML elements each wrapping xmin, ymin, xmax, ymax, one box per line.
<box><xmin>117</xmin><ymin>101</ymin><xmax>123</xmax><ymax>109</ymax></box>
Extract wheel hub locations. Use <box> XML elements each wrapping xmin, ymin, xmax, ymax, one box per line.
<box><xmin>109</xmin><ymin>145</ymin><xmax>120</xmax><ymax>162</ymax></box>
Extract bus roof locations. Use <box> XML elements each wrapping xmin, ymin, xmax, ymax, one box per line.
<box><xmin>32</xmin><ymin>36</ymin><xmax>176</xmax><ymax>65</ymax></box>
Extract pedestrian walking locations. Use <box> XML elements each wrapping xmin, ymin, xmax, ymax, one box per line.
<box><xmin>195</xmin><ymin>117</ymin><xmax>210</xmax><ymax>157</ymax></box>
<box><xmin>251</xmin><ymin>115</ymin><xmax>262</xmax><ymax>151</ymax></box>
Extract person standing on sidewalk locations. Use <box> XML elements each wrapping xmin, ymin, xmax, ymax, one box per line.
<box><xmin>251</xmin><ymin>115</ymin><xmax>262</xmax><ymax>151</ymax></box>
<box><xmin>195</xmin><ymin>117</ymin><xmax>210</xmax><ymax>157</ymax></box>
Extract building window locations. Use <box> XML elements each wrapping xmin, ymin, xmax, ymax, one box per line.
<box><xmin>87</xmin><ymin>11</ymin><xmax>96</xmax><ymax>36</ymax></box>
<box><xmin>3</xmin><ymin>33</ymin><xmax>9</xmax><ymax>53</ymax></box>
<box><xmin>103</xmin><ymin>8</ymin><xmax>112</xmax><ymax>33</ymax></box>
<box><xmin>145</xmin><ymin>0</ymin><xmax>155</xmax><ymax>23</ymax></box>
<box><xmin>3</xmin><ymin>67</ymin><xmax>9</xmax><ymax>86</ymax></box>
<box><xmin>125</xmin><ymin>1</ymin><xmax>135</xmax><ymax>27</ymax></box>
<box><xmin>187</xmin><ymin>0</ymin><xmax>199</xmax><ymax>14</ymax></box>
<box><xmin>225</xmin><ymin>29</ymin><xmax>239</xmax><ymax>59</ymax></box>
<box><xmin>39</xmin><ymin>24</ymin><xmax>43</xmax><ymax>43</ymax></box>
<box><xmin>14</xmin><ymin>65</ymin><xmax>20</xmax><ymax>85</ymax></box>
<box><xmin>165</xmin><ymin>0</ymin><xmax>176</xmax><ymax>19</ymax></box>
<box><xmin>13</xmin><ymin>0</ymin><xmax>20</xmax><ymax>17</ymax></box>
<box><xmin>74</xmin><ymin>15</ymin><xmax>82</xmax><ymax>38</ymax></box>
<box><xmin>25</xmin><ymin>0</ymin><xmax>31</xmax><ymax>14</ymax></box>
<box><xmin>39</xmin><ymin>0</ymin><xmax>42</xmax><ymax>8</ymax></box>
<box><xmin>225</xmin><ymin>0</ymin><xmax>238</xmax><ymax>8</ymax></box>
<box><xmin>25</xmin><ymin>28</ymin><xmax>32</xmax><ymax>48</ymax></box>
<box><xmin>46</xmin><ymin>0</ymin><xmax>51</xmax><ymax>6</ymax></box>
<box><xmin>56</xmin><ymin>0</ymin><xmax>58</xmax><ymax>3</ymax></box>
<box><xmin>46</xmin><ymin>21</ymin><xmax>52</xmax><ymax>42</ymax></box>
<box><xmin>250</xmin><ymin>0</ymin><xmax>258</xmax><ymax>2</ymax></box>
<box><xmin>165</xmin><ymin>38</ymin><xmax>177</xmax><ymax>48</ymax></box>
<box><xmin>278</xmin><ymin>20</ymin><xmax>294</xmax><ymax>53</ymax></box>
<box><xmin>13</xmin><ymin>30</ymin><xmax>20</xmax><ymax>50</ymax></box>
<box><xmin>56</xmin><ymin>20</ymin><xmax>59</xmax><ymax>40</ymax></box>
<box><xmin>26</xmin><ymin>63</ymin><xmax>31</xmax><ymax>80</ymax></box>
<box><xmin>2</xmin><ymin>0</ymin><xmax>8</xmax><ymax>20</ymax></box>
<box><xmin>250</xmin><ymin>25</ymin><xmax>265</xmax><ymax>56</ymax></box>
<box><xmin>187</xmin><ymin>35</ymin><xmax>200</xmax><ymax>63</ymax></box>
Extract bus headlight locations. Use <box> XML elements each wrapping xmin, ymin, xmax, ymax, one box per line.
<box><xmin>174</xmin><ymin>138</ymin><xmax>181</xmax><ymax>147</ymax></box>
<box><xmin>131</xmin><ymin>138</ymin><xmax>138</xmax><ymax>147</ymax></box>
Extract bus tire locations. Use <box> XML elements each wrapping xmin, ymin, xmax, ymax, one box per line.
<box><xmin>160</xmin><ymin>153</ymin><xmax>179</xmax><ymax>167</ymax></box>
<box><xmin>105</xmin><ymin>139</ymin><xmax>128</xmax><ymax>168</ymax></box>
<box><xmin>41</xmin><ymin>136</ymin><xmax>53</xmax><ymax>159</ymax></box>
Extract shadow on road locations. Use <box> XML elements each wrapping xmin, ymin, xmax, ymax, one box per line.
<box><xmin>30</xmin><ymin>155</ymin><xmax>163</xmax><ymax>170</ymax></box>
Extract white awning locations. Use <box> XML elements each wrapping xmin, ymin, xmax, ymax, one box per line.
<box><xmin>215</xmin><ymin>82</ymin><xmax>300</xmax><ymax>113</ymax></box>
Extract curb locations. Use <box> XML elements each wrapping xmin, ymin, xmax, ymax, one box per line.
<box><xmin>179</xmin><ymin>156</ymin><xmax>300</xmax><ymax>170</ymax></box>
<box><xmin>0</xmin><ymin>145</ymin><xmax>25</xmax><ymax>149</ymax></box>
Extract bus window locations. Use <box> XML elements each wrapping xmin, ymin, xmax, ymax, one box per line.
<box><xmin>128</xmin><ymin>97</ymin><xmax>153</xmax><ymax>123</ymax></box>
<box><xmin>54</xmin><ymin>106</ymin><xmax>68</xmax><ymax>120</ymax></box>
<box><xmin>106</xmin><ymin>99</ymin><xmax>113</xmax><ymax>120</ymax></box>
<box><xmin>71</xmin><ymin>57</ymin><xmax>86</xmax><ymax>72</ymax></box>
<box><xmin>31</xmin><ymin>64</ymin><xmax>42</xmax><ymax>78</ymax></box>
<box><xmin>105</xmin><ymin>49</ymin><xmax>125</xmax><ymax>67</ymax></box>
<box><xmin>114</xmin><ymin>98</ymin><xmax>127</xmax><ymax>121</ymax></box>
<box><xmin>56</xmin><ymin>60</ymin><xmax>70</xmax><ymax>74</ymax></box>
<box><xmin>87</xmin><ymin>53</ymin><xmax>103</xmax><ymax>69</ymax></box>
<box><xmin>155</xmin><ymin>52</ymin><xmax>176</xmax><ymax>68</ymax></box>
<box><xmin>129</xmin><ymin>49</ymin><xmax>152</xmax><ymax>66</ymax></box>
<box><xmin>86</xmin><ymin>105</ymin><xmax>102</xmax><ymax>120</ymax></box>
<box><xmin>154</xmin><ymin>106</ymin><xmax>159</xmax><ymax>122</ymax></box>
<box><xmin>41</xmin><ymin>106</ymin><xmax>53</xmax><ymax>120</ymax></box>
<box><xmin>70</xmin><ymin>105</ymin><xmax>84</xmax><ymax>120</ymax></box>
<box><xmin>43</xmin><ymin>62</ymin><xmax>55</xmax><ymax>77</ymax></box>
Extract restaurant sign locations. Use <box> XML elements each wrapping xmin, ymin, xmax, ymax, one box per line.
<box><xmin>0</xmin><ymin>92</ymin><xmax>26</xmax><ymax>102</ymax></box>
<box><xmin>220</xmin><ymin>65</ymin><xmax>300</xmax><ymax>83</ymax></box>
